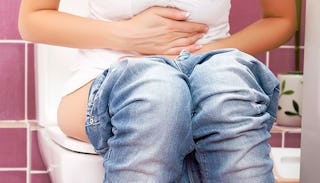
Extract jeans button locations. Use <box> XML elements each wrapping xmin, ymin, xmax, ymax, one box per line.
<box><xmin>90</xmin><ymin>118</ymin><xmax>94</xmax><ymax>124</ymax></box>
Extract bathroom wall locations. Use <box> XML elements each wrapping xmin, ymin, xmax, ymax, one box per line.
<box><xmin>300</xmin><ymin>0</ymin><xmax>320</xmax><ymax>181</ymax></box>
<box><xmin>0</xmin><ymin>0</ymin><xmax>304</xmax><ymax>183</ymax></box>
<box><xmin>0</xmin><ymin>0</ymin><xmax>51</xmax><ymax>182</ymax></box>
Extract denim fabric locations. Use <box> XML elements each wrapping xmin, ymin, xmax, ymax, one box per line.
<box><xmin>85</xmin><ymin>49</ymin><xmax>279</xmax><ymax>183</ymax></box>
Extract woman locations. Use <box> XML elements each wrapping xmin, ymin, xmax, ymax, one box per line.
<box><xmin>19</xmin><ymin>0</ymin><xmax>296</xmax><ymax>182</ymax></box>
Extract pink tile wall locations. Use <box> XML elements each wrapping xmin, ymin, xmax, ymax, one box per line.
<box><xmin>0</xmin><ymin>0</ymin><xmax>51</xmax><ymax>182</ymax></box>
<box><xmin>31</xmin><ymin>131</ymin><xmax>46</xmax><ymax>171</ymax></box>
<box><xmin>229</xmin><ymin>0</ymin><xmax>267</xmax><ymax>64</ymax></box>
<box><xmin>28</xmin><ymin>44</ymin><xmax>36</xmax><ymax>120</ymax></box>
<box><xmin>0</xmin><ymin>172</ymin><xmax>26</xmax><ymax>183</ymax></box>
<box><xmin>0</xmin><ymin>128</ymin><xmax>26</xmax><ymax>167</ymax></box>
<box><xmin>31</xmin><ymin>131</ymin><xmax>52</xmax><ymax>183</ymax></box>
<box><xmin>0</xmin><ymin>0</ymin><xmax>21</xmax><ymax>39</ymax></box>
<box><xmin>230</xmin><ymin>0</ymin><xmax>262</xmax><ymax>34</ymax></box>
<box><xmin>0</xmin><ymin>0</ymin><xmax>304</xmax><ymax>182</ymax></box>
<box><xmin>0</xmin><ymin>44</ymin><xmax>25</xmax><ymax>120</ymax></box>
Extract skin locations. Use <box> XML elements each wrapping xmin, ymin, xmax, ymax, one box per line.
<box><xmin>19</xmin><ymin>0</ymin><xmax>297</xmax><ymax>142</ymax></box>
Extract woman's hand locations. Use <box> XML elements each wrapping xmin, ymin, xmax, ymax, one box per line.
<box><xmin>110</xmin><ymin>7</ymin><xmax>208</xmax><ymax>55</ymax></box>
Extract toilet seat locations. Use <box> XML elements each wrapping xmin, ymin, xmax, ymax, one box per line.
<box><xmin>45</xmin><ymin>126</ymin><xmax>97</xmax><ymax>154</ymax></box>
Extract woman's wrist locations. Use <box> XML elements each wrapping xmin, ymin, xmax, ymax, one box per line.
<box><xmin>102</xmin><ymin>7</ymin><xmax>208</xmax><ymax>55</ymax></box>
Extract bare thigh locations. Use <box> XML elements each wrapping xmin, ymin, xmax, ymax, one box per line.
<box><xmin>57</xmin><ymin>81</ymin><xmax>93</xmax><ymax>142</ymax></box>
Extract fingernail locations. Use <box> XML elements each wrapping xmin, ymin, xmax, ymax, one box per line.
<box><xmin>196</xmin><ymin>44</ymin><xmax>203</xmax><ymax>49</ymax></box>
<box><xmin>183</xmin><ymin>12</ymin><xmax>191</xmax><ymax>18</ymax></box>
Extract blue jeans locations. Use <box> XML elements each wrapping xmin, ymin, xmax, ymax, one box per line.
<box><xmin>85</xmin><ymin>49</ymin><xmax>279</xmax><ymax>183</ymax></box>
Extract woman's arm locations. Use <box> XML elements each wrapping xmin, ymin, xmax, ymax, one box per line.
<box><xmin>18</xmin><ymin>0</ymin><xmax>208</xmax><ymax>55</ymax></box>
<box><xmin>196</xmin><ymin>0</ymin><xmax>297</xmax><ymax>55</ymax></box>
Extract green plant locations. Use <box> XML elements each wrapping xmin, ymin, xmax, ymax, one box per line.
<box><xmin>278</xmin><ymin>80</ymin><xmax>302</xmax><ymax>117</ymax></box>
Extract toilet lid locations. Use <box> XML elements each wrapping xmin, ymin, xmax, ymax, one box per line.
<box><xmin>46</xmin><ymin>126</ymin><xmax>98</xmax><ymax>154</ymax></box>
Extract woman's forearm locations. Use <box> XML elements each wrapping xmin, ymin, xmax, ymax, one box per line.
<box><xmin>198</xmin><ymin>17</ymin><xmax>296</xmax><ymax>55</ymax></box>
<box><xmin>19</xmin><ymin>9</ymin><xmax>118</xmax><ymax>49</ymax></box>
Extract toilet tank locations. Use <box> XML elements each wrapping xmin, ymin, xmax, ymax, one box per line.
<box><xmin>35</xmin><ymin>0</ymin><xmax>89</xmax><ymax>126</ymax></box>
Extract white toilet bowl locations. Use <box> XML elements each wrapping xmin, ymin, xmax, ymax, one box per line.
<box><xmin>271</xmin><ymin>147</ymin><xmax>300</xmax><ymax>183</ymax></box>
<box><xmin>35</xmin><ymin>43</ymin><xmax>105</xmax><ymax>182</ymax></box>
<box><xmin>34</xmin><ymin>1</ymin><xmax>106</xmax><ymax>182</ymax></box>
<box><xmin>34</xmin><ymin>0</ymin><xmax>106</xmax><ymax>179</ymax></box>
<box><xmin>35</xmin><ymin>43</ymin><xmax>105</xmax><ymax>183</ymax></box>
<box><xmin>37</xmin><ymin>126</ymin><xmax>104</xmax><ymax>183</ymax></box>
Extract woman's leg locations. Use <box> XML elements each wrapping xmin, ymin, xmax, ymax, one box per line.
<box><xmin>58</xmin><ymin>81</ymin><xmax>92</xmax><ymax>142</ymax></box>
<box><xmin>189</xmin><ymin>50</ymin><xmax>279</xmax><ymax>182</ymax></box>
<box><xmin>86</xmin><ymin>57</ymin><xmax>194</xmax><ymax>183</ymax></box>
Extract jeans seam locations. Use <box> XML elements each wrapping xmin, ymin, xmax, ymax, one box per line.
<box><xmin>187</xmin><ymin>160</ymin><xmax>195</xmax><ymax>183</ymax></box>
<box><xmin>86</xmin><ymin>70</ymin><xmax>109</xmax><ymax>126</ymax></box>
<box><xmin>197</xmin><ymin>152</ymin><xmax>208</xmax><ymax>182</ymax></box>
<box><xmin>85</xmin><ymin>121</ymin><xmax>101</xmax><ymax>127</ymax></box>
<box><xmin>105</xmin><ymin>148</ymin><xmax>112</xmax><ymax>161</ymax></box>
<box><xmin>172</xmin><ymin>60</ymin><xmax>183</xmax><ymax>72</ymax></box>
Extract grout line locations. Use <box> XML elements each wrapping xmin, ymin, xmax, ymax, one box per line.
<box><xmin>0</xmin><ymin>121</ymin><xmax>41</xmax><ymax>129</ymax></box>
<box><xmin>0</xmin><ymin>168</ymin><xmax>49</xmax><ymax>174</ymax></box>
<box><xmin>279</xmin><ymin>45</ymin><xmax>305</xmax><ymax>49</ymax></box>
<box><xmin>0</xmin><ymin>40</ymin><xmax>30</xmax><ymax>44</ymax></box>
<box><xmin>26</xmin><ymin>122</ymin><xmax>31</xmax><ymax>183</ymax></box>
<box><xmin>0</xmin><ymin>121</ymin><xmax>28</xmax><ymax>128</ymax></box>
<box><xmin>25</xmin><ymin>42</ymin><xmax>31</xmax><ymax>183</ymax></box>
<box><xmin>281</xmin><ymin>132</ymin><xmax>286</xmax><ymax>148</ymax></box>
<box><xmin>25</xmin><ymin>43</ymin><xmax>29</xmax><ymax>121</ymax></box>
<box><xmin>266</xmin><ymin>51</ymin><xmax>270</xmax><ymax>68</ymax></box>
<box><xmin>0</xmin><ymin>120</ymin><xmax>29</xmax><ymax>122</ymax></box>
<box><xmin>0</xmin><ymin>168</ymin><xmax>27</xmax><ymax>171</ymax></box>
<box><xmin>279</xmin><ymin>45</ymin><xmax>295</xmax><ymax>49</ymax></box>
<box><xmin>31</xmin><ymin>170</ymin><xmax>50</xmax><ymax>174</ymax></box>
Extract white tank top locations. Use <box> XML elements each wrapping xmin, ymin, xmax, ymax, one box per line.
<box><xmin>63</xmin><ymin>0</ymin><xmax>231</xmax><ymax>95</ymax></box>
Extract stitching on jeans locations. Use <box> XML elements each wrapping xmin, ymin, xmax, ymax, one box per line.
<box><xmin>85</xmin><ymin>121</ymin><xmax>101</xmax><ymax>127</ymax></box>
<box><xmin>200</xmin><ymin>152</ymin><xmax>209</xmax><ymax>180</ymax></box>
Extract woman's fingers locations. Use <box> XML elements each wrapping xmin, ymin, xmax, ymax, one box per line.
<box><xmin>169</xmin><ymin>33</ymin><xmax>204</xmax><ymax>47</ymax></box>
<box><xmin>165</xmin><ymin>20</ymin><xmax>208</xmax><ymax>34</ymax></box>
<box><xmin>145</xmin><ymin>7</ymin><xmax>208</xmax><ymax>33</ymax></box>
<box><xmin>117</xmin><ymin>6</ymin><xmax>208</xmax><ymax>55</ymax></box>
<box><xmin>164</xmin><ymin>44</ymin><xmax>203</xmax><ymax>55</ymax></box>
<box><xmin>148</xmin><ymin>6</ymin><xmax>190</xmax><ymax>21</ymax></box>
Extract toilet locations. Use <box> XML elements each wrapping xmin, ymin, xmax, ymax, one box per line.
<box><xmin>35</xmin><ymin>42</ymin><xmax>105</xmax><ymax>182</ymax></box>
<box><xmin>35</xmin><ymin>1</ymin><xmax>104</xmax><ymax>182</ymax></box>
<box><xmin>35</xmin><ymin>45</ymin><xmax>105</xmax><ymax>182</ymax></box>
